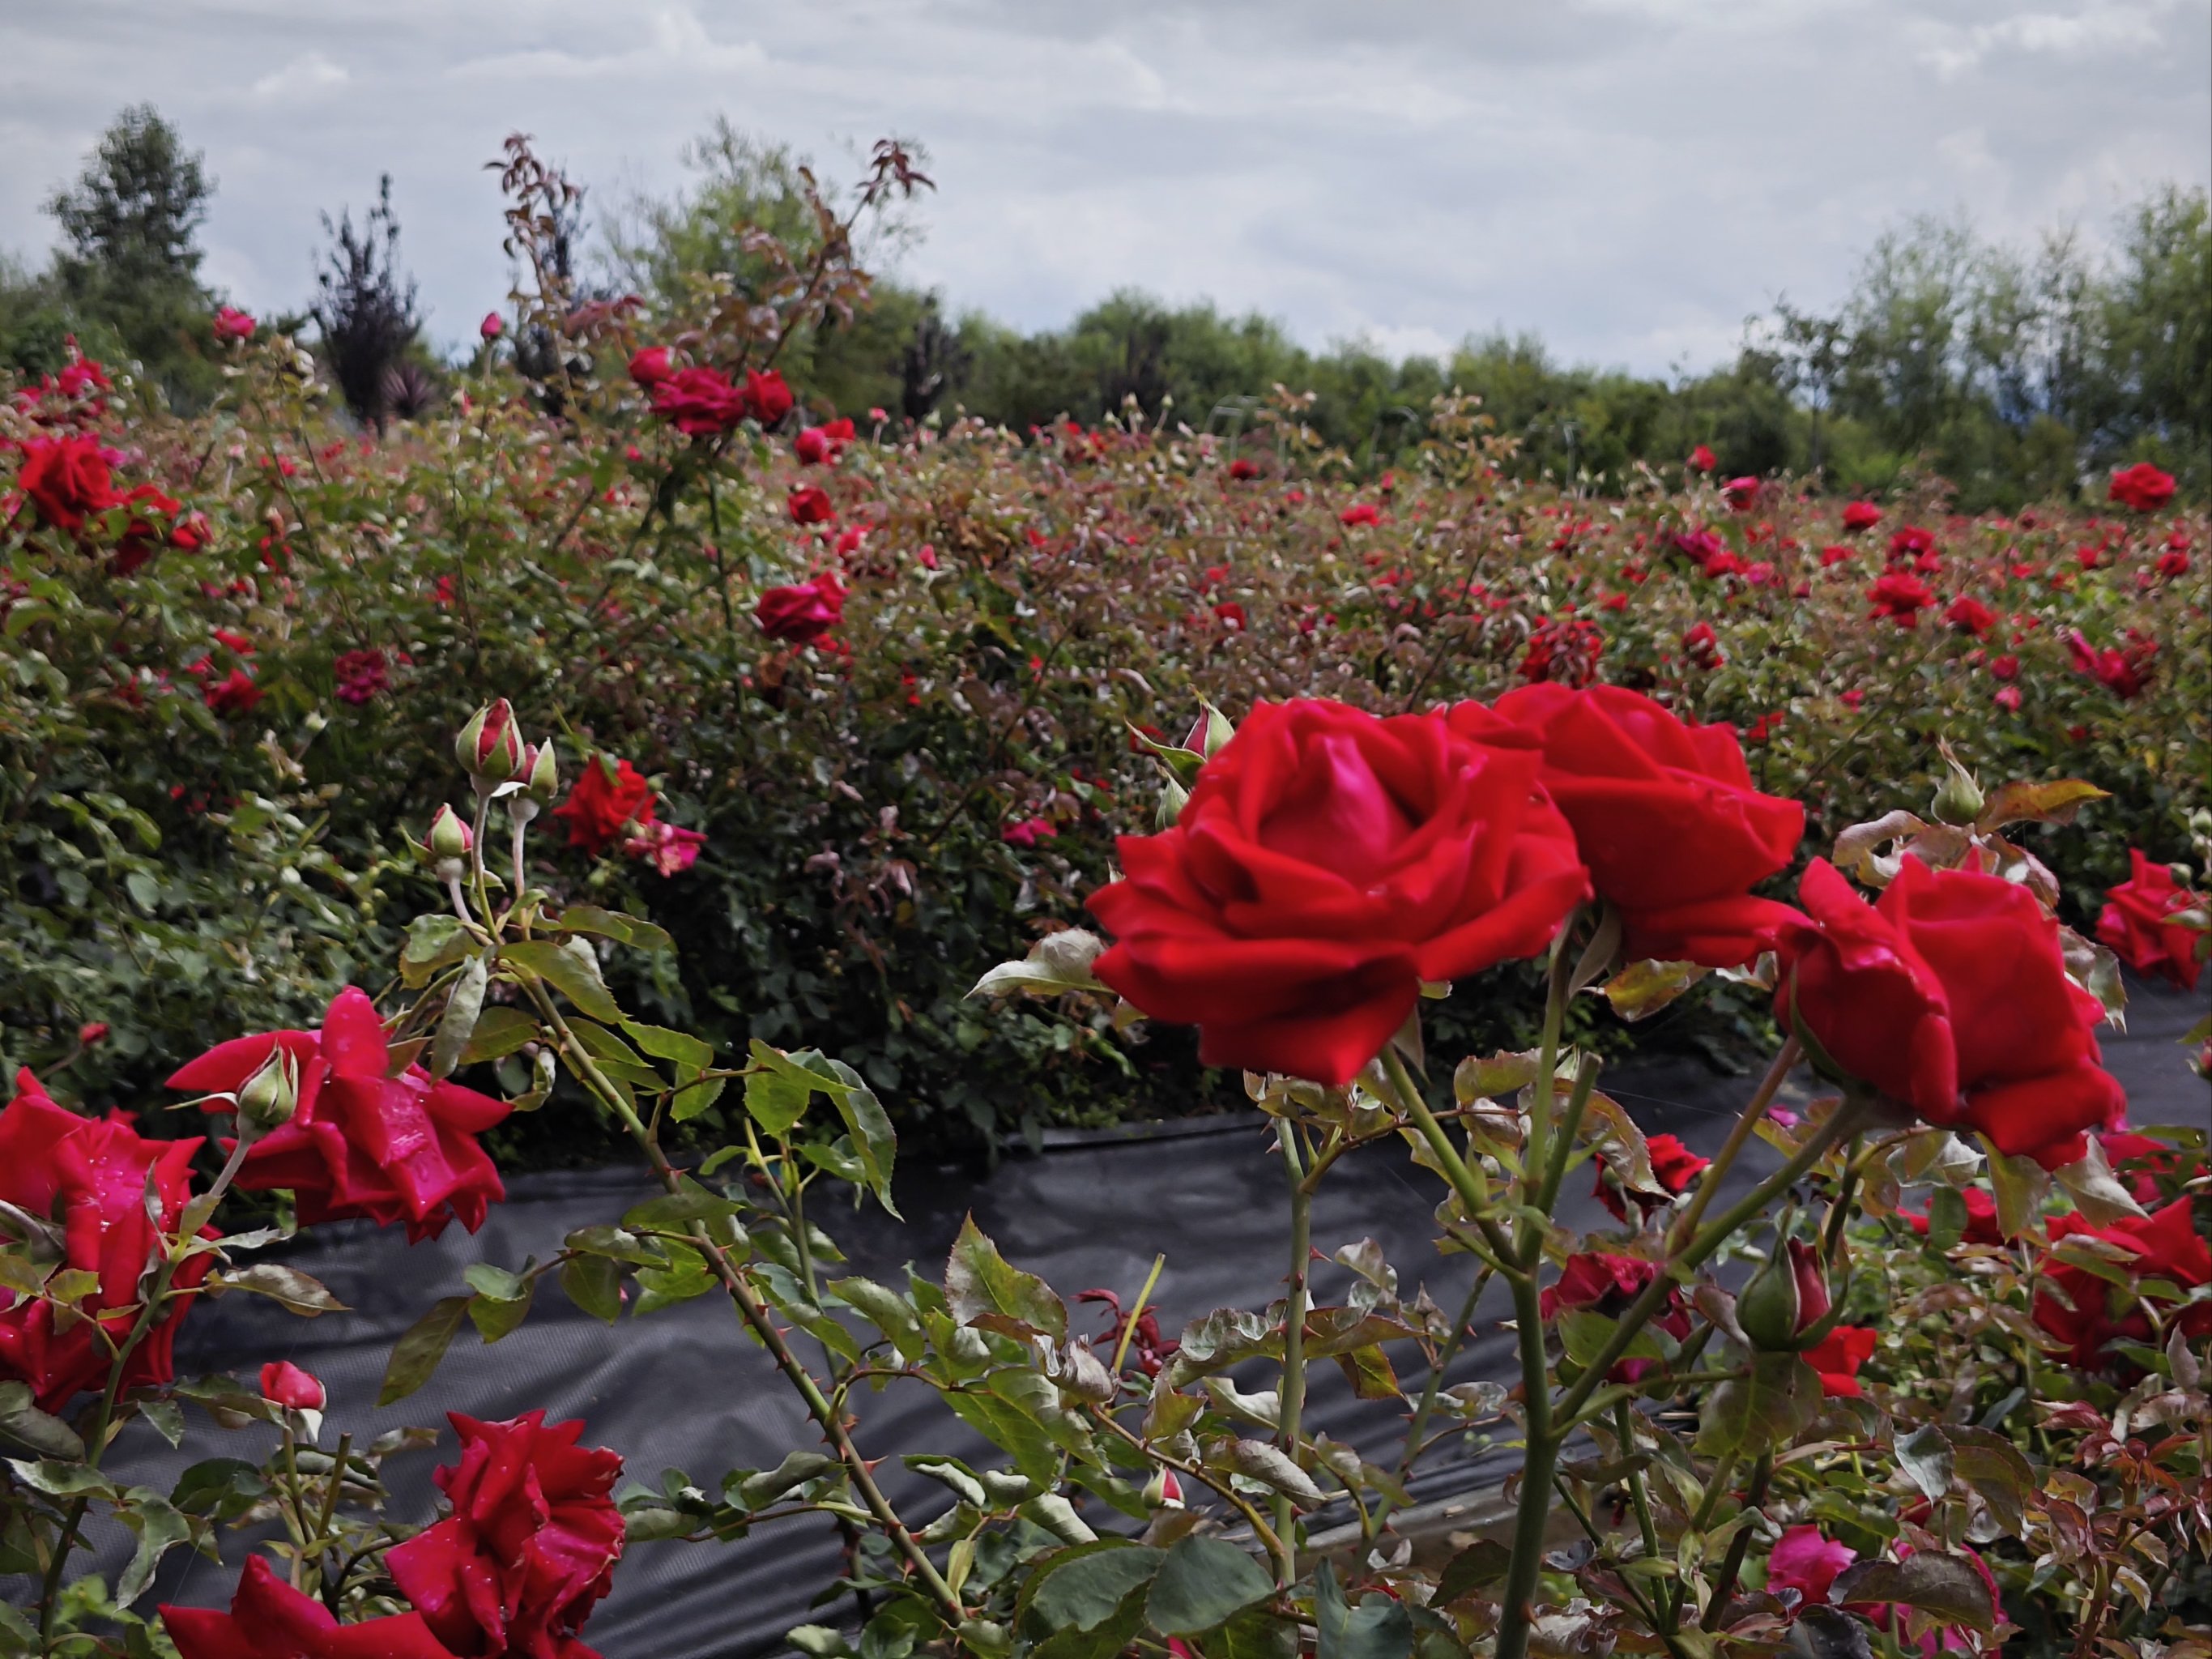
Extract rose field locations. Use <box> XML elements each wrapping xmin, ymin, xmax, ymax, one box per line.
<box><xmin>2</xmin><ymin>139</ymin><xmax>2210</xmax><ymax>1659</ymax></box>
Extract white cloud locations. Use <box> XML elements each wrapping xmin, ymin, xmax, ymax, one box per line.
<box><xmin>250</xmin><ymin>51</ymin><xmax>349</xmax><ymax>100</ymax></box>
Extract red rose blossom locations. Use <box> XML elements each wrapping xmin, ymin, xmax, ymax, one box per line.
<box><xmin>1541</xmin><ymin>1252</ymin><xmax>1692</xmax><ymax>1382</ymax></box>
<box><xmin>211</xmin><ymin>305</ymin><xmax>257</xmax><ymax>342</ymax></box>
<box><xmin>787</xmin><ymin>484</ymin><xmax>836</xmax><ymax>525</ymax></box>
<box><xmin>168</xmin><ymin>986</ymin><xmax>509</xmax><ymax>1241</ymax></box>
<box><xmin>2066</xmin><ymin>629</ymin><xmax>2156</xmax><ymax>699</ymax></box>
<box><xmin>552</xmin><ymin>755</ymin><xmax>658</xmax><ymax>855</ymax></box>
<box><xmin>1681</xmin><ymin>621</ymin><xmax>1724</xmax><ymax>670</ymax></box>
<box><xmin>1686</xmin><ymin>444</ymin><xmax>1715</xmax><ymax>472</ymax></box>
<box><xmin>17</xmin><ymin>433</ymin><xmax>117</xmax><ymax>533</ymax></box>
<box><xmin>1943</xmin><ymin>595</ymin><xmax>1994</xmax><ymax>637</ymax></box>
<box><xmin>163</xmin><ymin>1554</ymin><xmax>452</xmax><ymax>1659</ymax></box>
<box><xmin>386</xmin><ymin>1410</ymin><xmax>624</xmax><ymax>1659</ymax></box>
<box><xmin>2033</xmin><ymin>1200</ymin><xmax>2211</xmax><ymax>1371</ymax></box>
<box><xmin>1868</xmin><ymin>569</ymin><xmax>1936</xmax><ymax>625</ymax></box>
<box><xmin>1839</xmin><ymin>501</ymin><xmax>1882</xmax><ymax>532</ymax></box>
<box><xmin>2107</xmin><ymin>462</ymin><xmax>2176</xmax><ymax>513</ymax></box>
<box><xmin>2097</xmin><ymin>849</ymin><xmax>2204</xmax><ymax>992</ymax></box>
<box><xmin>1593</xmin><ymin>1131</ymin><xmax>1710</xmax><ymax>1222</ymax></box>
<box><xmin>755</xmin><ymin>572</ymin><xmax>846</xmax><ymax>643</ymax></box>
<box><xmin>0</xmin><ymin>1071</ymin><xmax>214</xmax><ymax>1410</ymax></box>
<box><xmin>1089</xmin><ymin>699</ymin><xmax>1588</xmax><ymax>1085</ymax></box>
<box><xmin>794</xmin><ymin>417</ymin><xmax>856</xmax><ymax>466</ymax></box>
<box><xmin>742</xmin><ymin>368</ymin><xmax>795</xmax><ymax>427</ymax></box>
<box><xmin>333</xmin><ymin>647</ymin><xmax>390</xmax><ymax>706</ymax></box>
<box><xmin>1802</xmin><ymin>1324</ymin><xmax>1877</xmax><ymax>1397</ymax></box>
<box><xmin>259</xmin><ymin>1359</ymin><xmax>326</xmax><ymax>1410</ymax></box>
<box><xmin>650</xmin><ymin>365</ymin><xmax>746</xmax><ymax>437</ymax></box>
<box><xmin>1485</xmin><ymin>684</ymin><xmax>1805</xmax><ymax>968</ymax></box>
<box><xmin>627</xmin><ymin>346</ymin><xmax>673</xmax><ymax>386</ymax></box>
<box><xmin>203</xmin><ymin>667</ymin><xmax>262</xmax><ymax>715</ymax></box>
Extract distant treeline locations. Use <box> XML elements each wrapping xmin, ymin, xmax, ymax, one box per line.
<box><xmin>6</xmin><ymin>110</ymin><xmax>2207</xmax><ymax>512</ymax></box>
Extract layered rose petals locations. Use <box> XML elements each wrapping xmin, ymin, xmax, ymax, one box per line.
<box><xmin>2033</xmin><ymin>1200</ymin><xmax>2212</xmax><ymax>1371</ymax></box>
<box><xmin>1485</xmin><ymin>683</ymin><xmax>1804</xmax><ymax>968</ymax></box>
<box><xmin>1089</xmin><ymin>698</ymin><xmax>1588</xmax><ymax>1085</ymax></box>
<box><xmin>163</xmin><ymin>1554</ymin><xmax>454</xmax><ymax>1659</ymax></box>
<box><xmin>168</xmin><ymin>987</ymin><xmax>508</xmax><ymax>1242</ymax></box>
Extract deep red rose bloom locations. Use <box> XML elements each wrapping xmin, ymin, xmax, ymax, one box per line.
<box><xmin>1887</xmin><ymin>525</ymin><xmax>1937</xmax><ymax>561</ymax></box>
<box><xmin>0</xmin><ymin>1071</ymin><xmax>213</xmax><ymax>1410</ymax></box>
<box><xmin>1879</xmin><ymin>857</ymin><xmax>2124</xmax><ymax>1168</ymax></box>
<box><xmin>1721</xmin><ymin>476</ymin><xmax>1759</xmax><ymax>509</ymax></box>
<box><xmin>2034</xmin><ymin>1200</ymin><xmax>2211</xmax><ymax>1371</ymax></box>
<box><xmin>650</xmin><ymin>365</ymin><xmax>746</xmax><ymax>437</ymax></box>
<box><xmin>552</xmin><ymin>755</ymin><xmax>657</xmax><ymax>855</ymax></box>
<box><xmin>626</xmin><ymin>347</ymin><xmax>673</xmax><ymax>387</ymax></box>
<box><xmin>1089</xmin><ymin>699</ymin><xmax>1588</xmax><ymax>1085</ymax></box>
<box><xmin>1802</xmin><ymin>1324</ymin><xmax>1877</xmax><ymax>1397</ymax></box>
<box><xmin>1487</xmin><ymin>683</ymin><xmax>1805</xmax><ymax>968</ymax></box>
<box><xmin>2097</xmin><ymin>849</ymin><xmax>2204</xmax><ymax>992</ymax></box>
<box><xmin>1516</xmin><ymin>617</ymin><xmax>1605</xmax><ymax>687</ymax></box>
<box><xmin>2100</xmin><ymin>1129</ymin><xmax>2189</xmax><ymax>1206</ymax></box>
<box><xmin>1840</xmin><ymin>501</ymin><xmax>1882</xmax><ymax>532</ymax></box>
<box><xmin>1686</xmin><ymin>444</ymin><xmax>1715</xmax><ymax>472</ymax></box>
<box><xmin>1002</xmin><ymin>817</ymin><xmax>1056</xmax><ymax>850</ymax></box>
<box><xmin>17</xmin><ymin>433</ymin><xmax>117</xmax><ymax>533</ymax></box>
<box><xmin>386</xmin><ymin>1410</ymin><xmax>624</xmax><ymax>1659</ymax></box>
<box><xmin>168</xmin><ymin>987</ymin><xmax>509</xmax><ymax>1241</ymax></box>
<box><xmin>1818</xmin><ymin>544</ymin><xmax>1852</xmax><ymax>569</ymax></box>
<box><xmin>1943</xmin><ymin>595</ymin><xmax>1994</xmax><ymax>637</ymax></box>
<box><xmin>1904</xmin><ymin>1183</ymin><xmax>2007</xmax><ymax>1247</ymax></box>
<box><xmin>1769</xmin><ymin>1525</ymin><xmax>1856</xmax><ymax>1609</ymax></box>
<box><xmin>755</xmin><ymin>572</ymin><xmax>846</xmax><ymax>643</ymax></box>
<box><xmin>1228</xmin><ymin>457</ymin><xmax>1259</xmax><ymax>480</ymax></box>
<box><xmin>742</xmin><ymin>368</ymin><xmax>795</xmax><ymax>427</ymax></box>
<box><xmin>787</xmin><ymin>484</ymin><xmax>836</xmax><ymax>525</ymax></box>
<box><xmin>1593</xmin><ymin>1130</ymin><xmax>1710</xmax><ymax>1222</ymax></box>
<box><xmin>163</xmin><ymin>1554</ymin><xmax>454</xmax><ymax>1659</ymax></box>
<box><xmin>260</xmin><ymin>1359</ymin><xmax>326</xmax><ymax>1410</ymax></box>
<box><xmin>1338</xmin><ymin>501</ymin><xmax>1381</xmax><ymax>527</ymax></box>
<box><xmin>1681</xmin><ymin>621</ymin><xmax>1724</xmax><ymax>670</ymax></box>
<box><xmin>1774</xmin><ymin>858</ymin><xmax>1956</xmax><ymax>1120</ymax></box>
<box><xmin>2108</xmin><ymin>462</ymin><xmax>2176</xmax><ymax>513</ymax></box>
<box><xmin>211</xmin><ymin>306</ymin><xmax>257</xmax><ymax>342</ymax></box>
<box><xmin>334</xmin><ymin>647</ymin><xmax>390</xmax><ymax>706</ymax></box>
<box><xmin>203</xmin><ymin>668</ymin><xmax>262</xmax><ymax>715</ymax></box>
<box><xmin>1868</xmin><ymin>569</ymin><xmax>1936</xmax><ymax>624</ymax></box>
<box><xmin>2155</xmin><ymin>548</ymin><xmax>2191</xmax><ymax>579</ymax></box>
<box><xmin>109</xmin><ymin>482</ymin><xmax>183</xmax><ymax>574</ymax></box>
<box><xmin>793</xmin><ymin>417</ymin><xmax>855</xmax><ymax>466</ymax></box>
<box><xmin>1541</xmin><ymin>1251</ymin><xmax>1692</xmax><ymax>1382</ymax></box>
<box><xmin>2066</xmin><ymin>629</ymin><xmax>2156</xmax><ymax>699</ymax></box>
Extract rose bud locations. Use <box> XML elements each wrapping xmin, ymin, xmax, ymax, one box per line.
<box><xmin>78</xmin><ymin>1021</ymin><xmax>109</xmax><ymax>1047</ymax></box>
<box><xmin>234</xmin><ymin>1047</ymin><xmax>300</xmax><ymax>1132</ymax></box>
<box><xmin>1739</xmin><ymin>1239</ymin><xmax>1831</xmax><ymax>1351</ymax></box>
<box><xmin>479</xmin><ymin>312</ymin><xmax>505</xmax><ymax>342</ymax></box>
<box><xmin>454</xmin><ymin>699</ymin><xmax>526</xmax><ymax>787</ymax></box>
<box><xmin>1143</xmin><ymin>1468</ymin><xmax>1185</xmax><ymax>1509</ymax></box>
<box><xmin>522</xmin><ymin>740</ymin><xmax>560</xmax><ymax>807</ymax></box>
<box><xmin>259</xmin><ymin>1360</ymin><xmax>326</xmax><ymax>1411</ymax></box>
<box><xmin>428</xmin><ymin>804</ymin><xmax>474</xmax><ymax>862</ymax></box>
<box><xmin>1929</xmin><ymin>754</ymin><xmax>1984</xmax><ymax>827</ymax></box>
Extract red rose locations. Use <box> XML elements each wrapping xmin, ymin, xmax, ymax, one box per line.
<box><xmin>386</xmin><ymin>1410</ymin><xmax>624</xmax><ymax>1659</ymax></box>
<box><xmin>627</xmin><ymin>346</ymin><xmax>673</xmax><ymax>387</ymax></box>
<box><xmin>168</xmin><ymin>987</ymin><xmax>509</xmax><ymax>1241</ymax></box>
<box><xmin>1486</xmin><ymin>683</ymin><xmax>1805</xmax><ymax>968</ymax></box>
<box><xmin>1089</xmin><ymin>699</ymin><xmax>1588</xmax><ymax>1085</ymax></box>
<box><xmin>2107</xmin><ymin>462</ymin><xmax>2176</xmax><ymax>513</ymax></box>
<box><xmin>552</xmin><ymin>754</ymin><xmax>658</xmax><ymax>855</ymax></box>
<box><xmin>2097</xmin><ymin>849</ymin><xmax>2205</xmax><ymax>992</ymax></box>
<box><xmin>622</xmin><ymin>819</ymin><xmax>705</xmax><ymax>877</ymax></box>
<box><xmin>0</xmin><ymin>1071</ymin><xmax>214</xmax><ymax>1410</ymax></box>
<box><xmin>333</xmin><ymin>647</ymin><xmax>390</xmax><ymax>706</ymax></box>
<box><xmin>650</xmin><ymin>365</ymin><xmax>746</xmax><ymax>436</ymax></box>
<box><xmin>2066</xmin><ymin>628</ymin><xmax>2156</xmax><ymax>699</ymax></box>
<box><xmin>1541</xmin><ymin>1252</ymin><xmax>1692</xmax><ymax>1382</ymax></box>
<box><xmin>1228</xmin><ymin>458</ymin><xmax>1259</xmax><ymax>480</ymax></box>
<box><xmin>1516</xmin><ymin>616</ymin><xmax>1605</xmax><ymax>687</ymax></box>
<box><xmin>1721</xmin><ymin>476</ymin><xmax>1759</xmax><ymax>509</ymax></box>
<box><xmin>1681</xmin><ymin>621</ymin><xmax>1724</xmax><ymax>671</ymax></box>
<box><xmin>259</xmin><ymin>1359</ymin><xmax>326</xmax><ymax>1410</ymax></box>
<box><xmin>787</xmin><ymin>484</ymin><xmax>836</xmax><ymax>525</ymax></box>
<box><xmin>1818</xmin><ymin>545</ymin><xmax>1852</xmax><ymax>569</ymax></box>
<box><xmin>742</xmin><ymin>368</ymin><xmax>795</xmax><ymax>426</ymax></box>
<box><xmin>17</xmin><ymin>433</ymin><xmax>117</xmax><ymax>533</ymax></box>
<box><xmin>211</xmin><ymin>306</ymin><xmax>257</xmax><ymax>342</ymax></box>
<box><xmin>794</xmin><ymin>416</ymin><xmax>855</xmax><ymax>466</ymax></box>
<box><xmin>1593</xmin><ymin>1130</ymin><xmax>1709</xmax><ymax>1222</ymax></box>
<box><xmin>1002</xmin><ymin>817</ymin><xmax>1056</xmax><ymax>850</ymax></box>
<box><xmin>755</xmin><ymin>571</ymin><xmax>846</xmax><ymax>643</ymax></box>
<box><xmin>163</xmin><ymin>1555</ymin><xmax>453</xmax><ymax>1659</ymax></box>
<box><xmin>1868</xmin><ymin>569</ymin><xmax>1935</xmax><ymax>624</ymax></box>
<box><xmin>1801</xmin><ymin>1324</ymin><xmax>1876</xmax><ymax>1397</ymax></box>
<box><xmin>1840</xmin><ymin>501</ymin><xmax>1882</xmax><ymax>532</ymax></box>
<box><xmin>2156</xmin><ymin>548</ymin><xmax>2191</xmax><ymax>580</ymax></box>
<box><xmin>1686</xmin><ymin>444</ymin><xmax>1715</xmax><ymax>472</ymax></box>
<box><xmin>479</xmin><ymin>311</ymin><xmax>505</xmax><ymax>341</ymax></box>
<box><xmin>1768</xmin><ymin>1525</ymin><xmax>1856</xmax><ymax>1609</ymax></box>
<box><xmin>1904</xmin><ymin>1184</ymin><xmax>2006</xmax><ymax>1247</ymax></box>
<box><xmin>1886</xmin><ymin>858</ymin><xmax>2124</xmax><ymax>1167</ymax></box>
<box><xmin>1338</xmin><ymin>501</ymin><xmax>1381</xmax><ymax>526</ymax></box>
<box><xmin>2034</xmin><ymin>1200</ymin><xmax>2211</xmax><ymax>1371</ymax></box>
<box><xmin>203</xmin><ymin>667</ymin><xmax>262</xmax><ymax>715</ymax></box>
<box><xmin>1774</xmin><ymin>858</ymin><xmax>1956</xmax><ymax>1120</ymax></box>
<box><xmin>1943</xmin><ymin>595</ymin><xmax>1994</xmax><ymax>637</ymax></box>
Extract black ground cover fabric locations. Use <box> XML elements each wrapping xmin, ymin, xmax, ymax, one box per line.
<box><xmin>53</xmin><ymin>974</ymin><xmax>2211</xmax><ymax>1657</ymax></box>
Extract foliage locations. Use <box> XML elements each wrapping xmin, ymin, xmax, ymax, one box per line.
<box><xmin>311</xmin><ymin>174</ymin><xmax>424</xmax><ymax>433</ymax></box>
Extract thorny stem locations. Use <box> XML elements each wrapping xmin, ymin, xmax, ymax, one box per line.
<box><xmin>521</xmin><ymin>981</ymin><xmax>968</xmax><ymax>1629</ymax></box>
<box><xmin>1669</xmin><ymin>1036</ymin><xmax>1801</xmax><ymax>1250</ymax></box>
<box><xmin>1275</xmin><ymin>1123</ymin><xmax>1311</xmax><ymax>1585</ymax></box>
<box><xmin>1699</xmin><ymin>1450</ymin><xmax>1771</xmax><ymax>1631</ymax></box>
<box><xmin>1615</xmin><ymin>1401</ymin><xmax>1670</xmax><ymax>1628</ymax></box>
<box><xmin>1378</xmin><ymin>1048</ymin><xmax>1520</xmax><ymax>1277</ymax></box>
<box><xmin>1096</xmin><ymin>1414</ymin><xmax>1293</xmax><ymax>1584</ymax></box>
<box><xmin>1375</xmin><ymin>1260</ymin><xmax>1496</xmax><ymax>1529</ymax></box>
<box><xmin>1551</xmin><ymin>1474</ymin><xmax>1694</xmax><ymax>1659</ymax></box>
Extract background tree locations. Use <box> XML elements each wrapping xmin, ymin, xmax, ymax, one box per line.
<box><xmin>313</xmin><ymin>175</ymin><xmax>424</xmax><ymax>432</ymax></box>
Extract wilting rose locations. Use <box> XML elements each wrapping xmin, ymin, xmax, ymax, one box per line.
<box><xmin>787</xmin><ymin>484</ymin><xmax>836</xmax><ymax>526</ymax></box>
<box><xmin>386</xmin><ymin>1410</ymin><xmax>624</xmax><ymax>1659</ymax></box>
<box><xmin>1774</xmin><ymin>858</ymin><xmax>1955</xmax><ymax>1120</ymax></box>
<box><xmin>755</xmin><ymin>572</ymin><xmax>846</xmax><ymax>643</ymax></box>
<box><xmin>650</xmin><ymin>366</ymin><xmax>746</xmax><ymax>437</ymax></box>
<box><xmin>2034</xmin><ymin>1199</ymin><xmax>2212</xmax><ymax>1371</ymax></box>
<box><xmin>1485</xmin><ymin>683</ymin><xmax>1805</xmax><ymax>968</ymax></box>
<box><xmin>552</xmin><ymin>754</ymin><xmax>658</xmax><ymax>855</ymax></box>
<box><xmin>1868</xmin><ymin>569</ymin><xmax>1936</xmax><ymax>624</ymax></box>
<box><xmin>259</xmin><ymin>1360</ymin><xmax>326</xmax><ymax>1410</ymax></box>
<box><xmin>1089</xmin><ymin>698</ymin><xmax>1588</xmax><ymax>1085</ymax></box>
<box><xmin>17</xmin><ymin>433</ymin><xmax>117</xmax><ymax>533</ymax></box>
<box><xmin>169</xmin><ymin>987</ymin><xmax>509</xmax><ymax>1241</ymax></box>
<box><xmin>0</xmin><ymin>1071</ymin><xmax>213</xmax><ymax>1410</ymax></box>
<box><xmin>1839</xmin><ymin>501</ymin><xmax>1882</xmax><ymax>532</ymax></box>
<box><xmin>163</xmin><ymin>1555</ymin><xmax>453</xmax><ymax>1659</ymax></box>
<box><xmin>2096</xmin><ymin>849</ymin><xmax>2204</xmax><ymax>991</ymax></box>
<box><xmin>2107</xmin><ymin>462</ymin><xmax>2176</xmax><ymax>513</ymax></box>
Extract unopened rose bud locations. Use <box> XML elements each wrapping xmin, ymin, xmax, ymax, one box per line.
<box><xmin>1142</xmin><ymin>1468</ymin><xmax>1185</xmax><ymax>1509</ymax></box>
<box><xmin>1740</xmin><ymin>1239</ymin><xmax>1829</xmax><ymax>1350</ymax></box>
<box><xmin>235</xmin><ymin>1048</ymin><xmax>300</xmax><ymax>1131</ymax></box>
<box><xmin>1930</xmin><ymin>756</ymin><xmax>1984</xmax><ymax>826</ymax></box>
<box><xmin>454</xmin><ymin>699</ymin><xmax>526</xmax><ymax>788</ymax></box>
<box><xmin>1184</xmin><ymin>703</ymin><xmax>1235</xmax><ymax>759</ymax></box>
<box><xmin>428</xmin><ymin>804</ymin><xmax>474</xmax><ymax>862</ymax></box>
<box><xmin>259</xmin><ymin>1359</ymin><xmax>326</xmax><ymax>1411</ymax></box>
<box><xmin>1156</xmin><ymin>775</ymin><xmax>1190</xmax><ymax>830</ymax></box>
<box><xmin>522</xmin><ymin>740</ymin><xmax>560</xmax><ymax>807</ymax></box>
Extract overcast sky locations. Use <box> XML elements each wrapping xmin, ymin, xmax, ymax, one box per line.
<box><xmin>3</xmin><ymin>2</ymin><xmax>2206</xmax><ymax>375</ymax></box>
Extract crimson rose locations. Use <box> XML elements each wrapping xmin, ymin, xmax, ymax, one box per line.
<box><xmin>2107</xmin><ymin>461</ymin><xmax>2176</xmax><ymax>513</ymax></box>
<box><xmin>756</xmin><ymin>572</ymin><xmax>846</xmax><ymax>644</ymax></box>
<box><xmin>2096</xmin><ymin>849</ymin><xmax>2204</xmax><ymax>992</ymax></box>
<box><xmin>2034</xmin><ymin>1200</ymin><xmax>2211</xmax><ymax>1371</ymax></box>
<box><xmin>650</xmin><ymin>366</ymin><xmax>745</xmax><ymax>436</ymax></box>
<box><xmin>1484</xmin><ymin>684</ymin><xmax>1803</xmax><ymax>967</ymax></box>
<box><xmin>387</xmin><ymin>1410</ymin><xmax>624</xmax><ymax>1659</ymax></box>
<box><xmin>164</xmin><ymin>1555</ymin><xmax>453</xmax><ymax>1659</ymax></box>
<box><xmin>552</xmin><ymin>755</ymin><xmax>657</xmax><ymax>855</ymax></box>
<box><xmin>169</xmin><ymin>987</ymin><xmax>509</xmax><ymax>1240</ymax></box>
<box><xmin>17</xmin><ymin>433</ymin><xmax>117</xmax><ymax>534</ymax></box>
<box><xmin>1089</xmin><ymin>698</ymin><xmax>1587</xmax><ymax>1085</ymax></box>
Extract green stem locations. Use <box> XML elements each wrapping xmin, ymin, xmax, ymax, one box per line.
<box><xmin>1668</xmin><ymin>1036</ymin><xmax>1800</xmax><ymax>1250</ymax></box>
<box><xmin>1274</xmin><ymin>1122</ymin><xmax>1311</xmax><ymax>1586</ymax></box>
<box><xmin>1379</xmin><ymin>1049</ymin><xmax>1520</xmax><ymax>1276</ymax></box>
<box><xmin>1375</xmin><ymin>1261</ymin><xmax>1495</xmax><ymax>1528</ymax></box>
<box><xmin>1699</xmin><ymin>1451</ymin><xmax>1770</xmax><ymax>1631</ymax></box>
<box><xmin>1532</xmin><ymin>1051</ymin><xmax>1600</xmax><ymax>1246</ymax></box>
<box><xmin>1492</xmin><ymin>1268</ymin><xmax>1558</xmax><ymax>1659</ymax></box>
<box><xmin>1615</xmin><ymin>1401</ymin><xmax>1670</xmax><ymax>1629</ymax></box>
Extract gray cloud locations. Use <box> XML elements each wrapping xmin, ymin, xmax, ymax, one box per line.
<box><xmin>1</xmin><ymin>1</ymin><xmax>2203</xmax><ymax>372</ymax></box>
